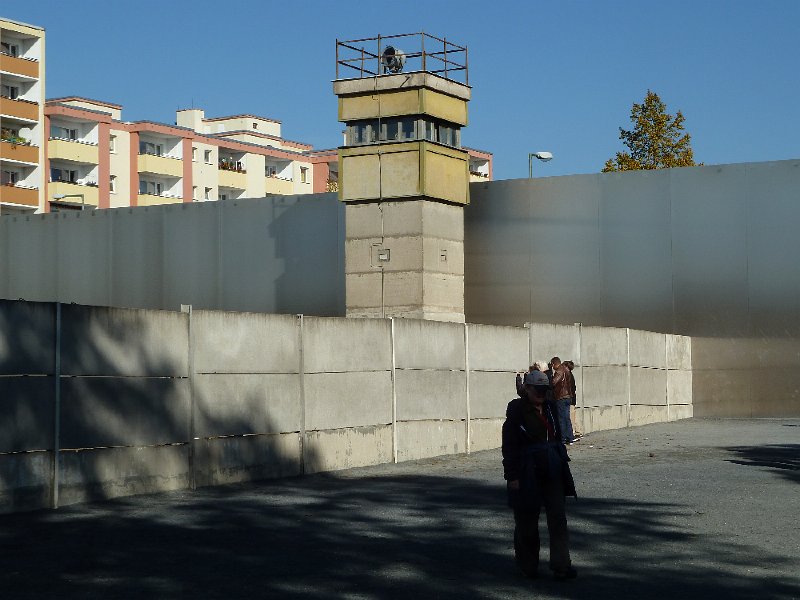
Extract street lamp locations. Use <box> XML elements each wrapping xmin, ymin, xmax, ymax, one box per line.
<box><xmin>528</xmin><ymin>151</ymin><xmax>554</xmax><ymax>178</ymax></box>
<box><xmin>51</xmin><ymin>193</ymin><xmax>86</xmax><ymax>211</ymax></box>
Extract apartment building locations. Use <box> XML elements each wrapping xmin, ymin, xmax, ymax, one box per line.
<box><xmin>42</xmin><ymin>98</ymin><xmax>318</xmax><ymax>210</ymax></box>
<box><xmin>0</xmin><ymin>17</ymin><xmax>45</xmax><ymax>214</ymax></box>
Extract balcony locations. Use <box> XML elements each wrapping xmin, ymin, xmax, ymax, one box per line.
<box><xmin>137</xmin><ymin>193</ymin><xmax>183</xmax><ymax>207</ymax></box>
<box><xmin>219</xmin><ymin>168</ymin><xmax>247</xmax><ymax>190</ymax></box>
<box><xmin>265</xmin><ymin>175</ymin><xmax>293</xmax><ymax>195</ymax></box>
<box><xmin>48</xmin><ymin>138</ymin><xmax>99</xmax><ymax>165</ymax></box>
<box><xmin>49</xmin><ymin>181</ymin><xmax>99</xmax><ymax>207</ymax></box>
<box><xmin>0</xmin><ymin>53</ymin><xmax>39</xmax><ymax>79</ymax></box>
<box><xmin>0</xmin><ymin>138</ymin><xmax>38</xmax><ymax>164</ymax></box>
<box><xmin>0</xmin><ymin>183</ymin><xmax>38</xmax><ymax>207</ymax></box>
<box><xmin>0</xmin><ymin>96</ymin><xmax>38</xmax><ymax>121</ymax></box>
<box><xmin>138</xmin><ymin>153</ymin><xmax>183</xmax><ymax>178</ymax></box>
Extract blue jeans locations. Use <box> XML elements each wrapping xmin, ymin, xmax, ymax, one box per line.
<box><xmin>556</xmin><ymin>398</ymin><xmax>574</xmax><ymax>442</ymax></box>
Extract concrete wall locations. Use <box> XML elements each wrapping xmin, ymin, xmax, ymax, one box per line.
<box><xmin>0</xmin><ymin>193</ymin><xmax>344</xmax><ymax>316</ymax></box>
<box><xmin>0</xmin><ymin>299</ymin><xmax>690</xmax><ymax>514</ymax></box>
<box><xmin>527</xmin><ymin>323</ymin><xmax>693</xmax><ymax>434</ymax></box>
<box><xmin>465</xmin><ymin>159</ymin><xmax>800</xmax><ymax>417</ymax></box>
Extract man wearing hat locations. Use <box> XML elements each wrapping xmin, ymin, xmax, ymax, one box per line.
<box><xmin>502</xmin><ymin>370</ymin><xmax>577</xmax><ymax>580</ymax></box>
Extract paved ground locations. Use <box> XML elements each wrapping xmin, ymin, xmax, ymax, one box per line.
<box><xmin>1</xmin><ymin>418</ymin><xmax>798</xmax><ymax>599</ymax></box>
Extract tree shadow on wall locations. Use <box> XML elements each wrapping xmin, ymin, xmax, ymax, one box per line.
<box><xmin>724</xmin><ymin>444</ymin><xmax>800</xmax><ymax>484</ymax></box>
<box><xmin>0</xmin><ymin>300</ymin><xmax>313</xmax><ymax>512</ymax></box>
<box><xmin>0</xmin><ymin>471</ymin><xmax>798</xmax><ymax>599</ymax></box>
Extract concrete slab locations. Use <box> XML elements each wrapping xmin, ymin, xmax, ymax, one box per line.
<box><xmin>468</xmin><ymin>417</ymin><xmax>502</xmax><ymax>452</ymax></box>
<box><xmin>581</xmin><ymin>325</ymin><xmax>627</xmax><ymax>366</ymax></box>
<box><xmin>0</xmin><ymin>451</ymin><xmax>50</xmax><ymax>514</ymax></box>
<box><xmin>58</xmin><ymin>444</ymin><xmax>189</xmax><ymax>507</ymax></box>
<box><xmin>395</xmin><ymin>369</ymin><xmax>466</xmax><ymax>421</ymax></box>
<box><xmin>60</xmin><ymin>377</ymin><xmax>190</xmax><ymax>448</ymax></box>
<box><xmin>304</xmin><ymin>425</ymin><xmax>392</xmax><ymax>474</ymax></box>
<box><xmin>194</xmin><ymin>433</ymin><xmax>301</xmax><ymax>486</ymax></box>
<box><xmin>582</xmin><ymin>366</ymin><xmax>628</xmax><ymax>407</ymax></box>
<box><xmin>194</xmin><ymin>373</ymin><xmax>301</xmax><ymax>437</ymax></box>
<box><xmin>629</xmin><ymin>329</ymin><xmax>666</xmax><ymax>368</ymax></box>
<box><xmin>303</xmin><ymin>371</ymin><xmax>392</xmax><ymax>431</ymax></box>
<box><xmin>302</xmin><ymin>317</ymin><xmax>391</xmax><ymax>373</ymax></box>
<box><xmin>529</xmin><ymin>322</ymin><xmax>579</xmax><ymax>367</ymax></box>
<box><xmin>0</xmin><ymin>376</ymin><xmax>54</xmax><ymax>453</ymax></box>
<box><xmin>61</xmin><ymin>305</ymin><xmax>188</xmax><ymax>377</ymax></box>
<box><xmin>394</xmin><ymin>318</ymin><xmax>465</xmax><ymax>370</ymax></box>
<box><xmin>630</xmin><ymin>367</ymin><xmax>668</xmax><ymax>406</ymax></box>
<box><xmin>467</xmin><ymin>323</ymin><xmax>528</xmax><ymax>372</ymax></box>
<box><xmin>396</xmin><ymin>419</ymin><xmax>465</xmax><ymax>461</ymax></box>
<box><xmin>192</xmin><ymin>311</ymin><xmax>299</xmax><ymax>374</ymax></box>
<box><xmin>0</xmin><ymin>300</ymin><xmax>55</xmax><ymax>375</ymax></box>
<box><xmin>468</xmin><ymin>370</ymin><xmax>517</xmax><ymax>419</ymax></box>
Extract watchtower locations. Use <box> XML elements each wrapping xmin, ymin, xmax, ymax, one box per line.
<box><xmin>334</xmin><ymin>33</ymin><xmax>470</xmax><ymax>322</ymax></box>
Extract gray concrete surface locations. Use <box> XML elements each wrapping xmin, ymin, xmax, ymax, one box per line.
<box><xmin>1</xmin><ymin>418</ymin><xmax>797</xmax><ymax>599</ymax></box>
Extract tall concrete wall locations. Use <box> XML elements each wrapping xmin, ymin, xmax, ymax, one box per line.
<box><xmin>0</xmin><ymin>193</ymin><xmax>345</xmax><ymax>316</ymax></box>
<box><xmin>0</xmin><ymin>299</ymin><xmax>691</xmax><ymax>514</ymax></box>
<box><xmin>465</xmin><ymin>159</ymin><xmax>800</xmax><ymax>417</ymax></box>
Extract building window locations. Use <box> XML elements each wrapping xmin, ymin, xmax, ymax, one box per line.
<box><xmin>109</xmin><ymin>175</ymin><xmax>117</xmax><ymax>193</ymax></box>
<box><xmin>1</xmin><ymin>42</ymin><xmax>19</xmax><ymax>57</ymax></box>
<box><xmin>1</xmin><ymin>84</ymin><xmax>20</xmax><ymax>100</ymax></box>
<box><xmin>50</xmin><ymin>126</ymin><xmax>78</xmax><ymax>141</ymax></box>
<box><xmin>1</xmin><ymin>170</ymin><xmax>19</xmax><ymax>185</ymax></box>
<box><xmin>252</xmin><ymin>122</ymin><xmax>258</xmax><ymax>129</ymax></box>
<box><xmin>204</xmin><ymin>150</ymin><xmax>212</xmax><ymax>163</ymax></box>
<box><xmin>139</xmin><ymin>180</ymin><xmax>163</xmax><ymax>196</ymax></box>
<box><xmin>192</xmin><ymin>147</ymin><xmax>197</xmax><ymax>161</ymax></box>
<box><xmin>109</xmin><ymin>135</ymin><xmax>116</xmax><ymax>152</ymax></box>
<box><xmin>219</xmin><ymin>193</ymin><xmax>228</xmax><ymax>201</ymax></box>
<box><xmin>139</xmin><ymin>141</ymin><xmax>163</xmax><ymax>156</ymax></box>
<box><xmin>51</xmin><ymin>167</ymin><xmax>78</xmax><ymax>183</ymax></box>
<box><xmin>300</xmin><ymin>167</ymin><xmax>308</xmax><ymax>184</ymax></box>
<box><xmin>204</xmin><ymin>187</ymin><xmax>212</xmax><ymax>200</ymax></box>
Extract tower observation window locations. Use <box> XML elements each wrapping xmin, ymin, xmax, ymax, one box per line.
<box><xmin>346</xmin><ymin>116</ymin><xmax>461</xmax><ymax>149</ymax></box>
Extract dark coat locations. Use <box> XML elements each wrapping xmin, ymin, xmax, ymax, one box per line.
<box><xmin>502</xmin><ymin>397</ymin><xmax>577</xmax><ymax>509</ymax></box>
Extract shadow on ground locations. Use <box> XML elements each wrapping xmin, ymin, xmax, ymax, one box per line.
<box><xmin>724</xmin><ymin>444</ymin><xmax>800</xmax><ymax>484</ymax></box>
<box><xmin>1</xmin><ymin>470</ymin><xmax>797</xmax><ymax>599</ymax></box>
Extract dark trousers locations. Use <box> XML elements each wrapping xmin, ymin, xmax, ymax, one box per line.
<box><xmin>512</xmin><ymin>477</ymin><xmax>571</xmax><ymax>572</ymax></box>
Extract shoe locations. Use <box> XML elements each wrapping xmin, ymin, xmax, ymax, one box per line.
<box><xmin>553</xmin><ymin>567</ymin><xmax>577</xmax><ymax>580</ymax></box>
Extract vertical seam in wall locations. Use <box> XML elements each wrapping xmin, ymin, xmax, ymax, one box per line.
<box><xmin>217</xmin><ymin>202</ymin><xmax>224</xmax><ymax>308</ymax></box>
<box><xmin>187</xmin><ymin>305</ymin><xmax>196</xmax><ymax>491</ymax></box>
<box><xmin>107</xmin><ymin>213</ymin><xmax>113</xmax><ymax>305</ymax></box>
<box><xmin>669</xmin><ymin>170</ymin><xmax>676</xmax><ymax>334</ymax></box>
<box><xmin>578</xmin><ymin>323</ymin><xmax>584</xmax><ymax>434</ymax></box>
<box><xmin>464</xmin><ymin>323</ymin><xmax>470</xmax><ymax>454</ymax></box>
<box><xmin>626</xmin><ymin>327</ymin><xmax>631</xmax><ymax>428</ymax></box>
<box><xmin>391</xmin><ymin>317</ymin><xmax>398</xmax><ymax>463</ymax></box>
<box><xmin>52</xmin><ymin>302</ymin><xmax>61</xmax><ymax>509</ymax></box>
<box><xmin>744</xmin><ymin>167</ymin><xmax>752</xmax><ymax>418</ymax></box>
<box><xmin>298</xmin><ymin>314</ymin><xmax>306</xmax><ymax>473</ymax></box>
<box><xmin>665</xmin><ymin>334</ymin><xmax>670</xmax><ymax>422</ymax></box>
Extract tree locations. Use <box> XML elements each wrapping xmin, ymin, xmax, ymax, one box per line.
<box><xmin>602</xmin><ymin>90</ymin><xmax>700</xmax><ymax>172</ymax></box>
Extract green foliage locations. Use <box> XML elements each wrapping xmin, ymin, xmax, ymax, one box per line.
<box><xmin>603</xmin><ymin>90</ymin><xmax>701</xmax><ymax>172</ymax></box>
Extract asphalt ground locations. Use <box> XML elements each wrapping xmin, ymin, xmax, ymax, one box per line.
<box><xmin>1</xmin><ymin>418</ymin><xmax>798</xmax><ymax>599</ymax></box>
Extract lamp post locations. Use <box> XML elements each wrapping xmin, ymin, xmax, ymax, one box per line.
<box><xmin>51</xmin><ymin>193</ymin><xmax>86</xmax><ymax>212</ymax></box>
<box><xmin>528</xmin><ymin>151</ymin><xmax>554</xmax><ymax>178</ymax></box>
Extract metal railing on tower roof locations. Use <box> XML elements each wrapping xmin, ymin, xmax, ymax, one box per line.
<box><xmin>335</xmin><ymin>32</ymin><xmax>468</xmax><ymax>85</ymax></box>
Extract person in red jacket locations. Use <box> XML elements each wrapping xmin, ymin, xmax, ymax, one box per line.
<box><xmin>502</xmin><ymin>370</ymin><xmax>578</xmax><ymax>581</ymax></box>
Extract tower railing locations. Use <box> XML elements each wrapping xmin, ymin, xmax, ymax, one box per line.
<box><xmin>335</xmin><ymin>32</ymin><xmax>468</xmax><ymax>85</ymax></box>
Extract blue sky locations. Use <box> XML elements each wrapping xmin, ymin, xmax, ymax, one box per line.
<box><xmin>8</xmin><ymin>0</ymin><xmax>800</xmax><ymax>180</ymax></box>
